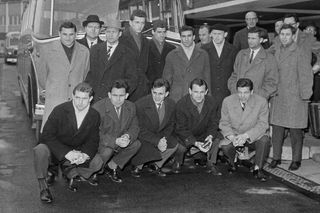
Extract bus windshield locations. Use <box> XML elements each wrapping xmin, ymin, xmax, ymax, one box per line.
<box><xmin>34</xmin><ymin>0</ymin><xmax>120</xmax><ymax>38</ymax></box>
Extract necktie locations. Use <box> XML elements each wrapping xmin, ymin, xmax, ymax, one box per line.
<box><xmin>90</xmin><ymin>42</ymin><xmax>94</xmax><ymax>48</ymax></box>
<box><xmin>106</xmin><ymin>46</ymin><xmax>112</xmax><ymax>60</ymax></box>
<box><xmin>116</xmin><ymin>107</ymin><xmax>121</xmax><ymax>118</ymax></box>
<box><xmin>156</xmin><ymin>103</ymin><xmax>161</xmax><ymax>113</ymax></box>
<box><xmin>241</xmin><ymin>103</ymin><xmax>246</xmax><ymax>111</ymax></box>
<box><xmin>249</xmin><ymin>50</ymin><xmax>254</xmax><ymax>63</ymax></box>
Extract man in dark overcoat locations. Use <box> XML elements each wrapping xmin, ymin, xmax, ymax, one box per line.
<box><xmin>33</xmin><ymin>83</ymin><xmax>103</xmax><ymax>203</ymax></box>
<box><xmin>119</xmin><ymin>9</ymin><xmax>149</xmax><ymax>102</ymax></box>
<box><xmin>86</xmin><ymin>19</ymin><xmax>137</xmax><ymax>103</ymax></box>
<box><xmin>131</xmin><ymin>79</ymin><xmax>178</xmax><ymax>177</ymax></box>
<box><xmin>174</xmin><ymin>78</ymin><xmax>222</xmax><ymax>175</ymax></box>
<box><xmin>146</xmin><ymin>20</ymin><xmax>175</xmax><ymax>88</ymax></box>
<box><xmin>202</xmin><ymin>23</ymin><xmax>237</xmax><ymax>105</ymax></box>
<box><xmin>77</xmin><ymin>15</ymin><xmax>104</xmax><ymax>49</ymax></box>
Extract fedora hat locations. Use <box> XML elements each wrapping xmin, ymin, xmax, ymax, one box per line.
<box><xmin>83</xmin><ymin>15</ymin><xmax>104</xmax><ymax>27</ymax></box>
<box><xmin>105</xmin><ymin>19</ymin><xmax>123</xmax><ymax>30</ymax></box>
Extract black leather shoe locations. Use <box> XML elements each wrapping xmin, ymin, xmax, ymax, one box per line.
<box><xmin>194</xmin><ymin>158</ymin><xmax>207</xmax><ymax>167</ymax></box>
<box><xmin>227</xmin><ymin>164</ymin><xmax>237</xmax><ymax>174</ymax></box>
<box><xmin>269</xmin><ymin>159</ymin><xmax>281</xmax><ymax>168</ymax></box>
<box><xmin>46</xmin><ymin>173</ymin><xmax>55</xmax><ymax>186</ymax></box>
<box><xmin>206</xmin><ymin>164</ymin><xmax>222</xmax><ymax>176</ymax></box>
<box><xmin>288</xmin><ymin>161</ymin><xmax>301</xmax><ymax>171</ymax></box>
<box><xmin>172</xmin><ymin>162</ymin><xmax>181</xmax><ymax>174</ymax></box>
<box><xmin>105</xmin><ymin>166</ymin><xmax>123</xmax><ymax>183</ymax></box>
<box><xmin>147</xmin><ymin>164</ymin><xmax>166</xmax><ymax>177</ymax></box>
<box><xmin>67</xmin><ymin>178</ymin><xmax>78</xmax><ymax>192</ymax></box>
<box><xmin>253</xmin><ymin>169</ymin><xmax>267</xmax><ymax>182</ymax></box>
<box><xmin>87</xmin><ymin>174</ymin><xmax>98</xmax><ymax>186</ymax></box>
<box><xmin>131</xmin><ymin>166</ymin><xmax>141</xmax><ymax>178</ymax></box>
<box><xmin>40</xmin><ymin>188</ymin><xmax>53</xmax><ymax>203</ymax></box>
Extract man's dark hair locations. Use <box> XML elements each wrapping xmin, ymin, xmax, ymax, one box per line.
<box><xmin>152</xmin><ymin>20</ymin><xmax>167</xmax><ymax>31</ymax></box>
<box><xmin>179</xmin><ymin>25</ymin><xmax>195</xmax><ymax>36</ymax></box>
<box><xmin>199</xmin><ymin>23</ymin><xmax>210</xmax><ymax>33</ymax></box>
<box><xmin>73</xmin><ymin>82</ymin><xmax>93</xmax><ymax>97</ymax></box>
<box><xmin>59</xmin><ymin>21</ymin><xmax>77</xmax><ymax>32</ymax></box>
<box><xmin>152</xmin><ymin>78</ymin><xmax>170</xmax><ymax>92</ymax></box>
<box><xmin>236</xmin><ymin>78</ymin><xmax>253</xmax><ymax>91</ymax></box>
<box><xmin>280</xmin><ymin>24</ymin><xmax>297</xmax><ymax>35</ymax></box>
<box><xmin>248</xmin><ymin>27</ymin><xmax>263</xmax><ymax>38</ymax></box>
<box><xmin>284</xmin><ymin>13</ymin><xmax>299</xmax><ymax>23</ymax></box>
<box><xmin>130</xmin><ymin>9</ymin><xmax>147</xmax><ymax>21</ymax></box>
<box><xmin>189</xmin><ymin>78</ymin><xmax>208</xmax><ymax>91</ymax></box>
<box><xmin>109</xmin><ymin>79</ymin><xmax>129</xmax><ymax>93</ymax></box>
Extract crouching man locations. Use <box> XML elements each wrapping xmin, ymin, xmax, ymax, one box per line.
<box><xmin>174</xmin><ymin>78</ymin><xmax>222</xmax><ymax>175</ymax></box>
<box><xmin>93</xmin><ymin>80</ymin><xmax>141</xmax><ymax>183</ymax></box>
<box><xmin>130</xmin><ymin>79</ymin><xmax>178</xmax><ymax>177</ymax></box>
<box><xmin>219</xmin><ymin>78</ymin><xmax>270</xmax><ymax>181</ymax></box>
<box><xmin>33</xmin><ymin>82</ymin><xmax>103</xmax><ymax>203</ymax></box>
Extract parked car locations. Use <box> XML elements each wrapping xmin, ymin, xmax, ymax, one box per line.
<box><xmin>4</xmin><ymin>31</ymin><xmax>19</xmax><ymax>64</ymax></box>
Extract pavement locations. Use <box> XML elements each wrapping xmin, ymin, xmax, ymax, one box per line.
<box><xmin>264</xmin><ymin>131</ymin><xmax>320</xmax><ymax>200</ymax></box>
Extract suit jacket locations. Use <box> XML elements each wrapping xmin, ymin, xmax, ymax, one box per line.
<box><xmin>38</xmin><ymin>40</ymin><xmax>90</xmax><ymax>131</ymax></box>
<box><xmin>146</xmin><ymin>40</ymin><xmax>175</xmax><ymax>87</ymax></box>
<box><xmin>233</xmin><ymin>26</ymin><xmax>268</xmax><ymax>52</ymax></box>
<box><xmin>92</xmin><ymin>98</ymin><xmax>140</xmax><ymax>149</ymax></box>
<box><xmin>40</xmin><ymin>101</ymin><xmax>100</xmax><ymax>167</ymax></box>
<box><xmin>119</xmin><ymin>28</ymin><xmax>150</xmax><ymax>101</ymax></box>
<box><xmin>228</xmin><ymin>47</ymin><xmax>279</xmax><ymax>100</ymax></box>
<box><xmin>77</xmin><ymin>35</ymin><xmax>104</xmax><ymax>49</ymax></box>
<box><xmin>133</xmin><ymin>95</ymin><xmax>178</xmax><ymax>163</ymax></box>
<box><xmin>270</xmin><ymin>42</ymin><xmax>313</xmax><ymax>128</ymax></box>
<box><xmin>85</xmin><ymin>42</ymin><xmax>138</xmax><ymax>103</ymax></box>
<box><xmin>175</xmin><ymin>94</ymin><xmax>221</xmax><ymax>147</ymax></box>
<box><xmin>219</xmin><ymin>93</ymin><xmax>269</xmax><ymax>142</ymax></box>
<box><xmin>163</xmin><ymin>45</ymin><xmax>211</xmax><ymax>102</ymax></box>
<box><xmin>202</xmin><ymin>41</ymin><xmax>237</xmax><ymax>103</ymax></box>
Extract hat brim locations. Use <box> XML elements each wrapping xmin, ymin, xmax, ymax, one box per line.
<box><xmin>83</xmin><ymin>20</ymin><xmax>104</xmax><ymax>27</ymax></box>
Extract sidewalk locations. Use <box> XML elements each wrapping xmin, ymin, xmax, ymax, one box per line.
<box><xmin>264</xmin><ymin>132</ymin><xmax>320</xmax><ymax>200</ymax></box>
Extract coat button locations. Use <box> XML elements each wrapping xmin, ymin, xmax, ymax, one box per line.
<box><xmin>68</xmin><ymin>84</ymin><xmax>71</xmax><ymax>87</ymax></box>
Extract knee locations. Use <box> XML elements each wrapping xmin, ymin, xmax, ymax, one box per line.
<box><xmin>130</xmin><ymin>140</ymin><xmax>141</xmax><ymax>151</ymax></box>
<box><xmin>258</xmin><ymin>135</ymin><xmax>271</xmax><ymax>147</ymax></box>
<box><xmin>33</xmin><ymin>144</ymin><xmax>50</xmax><ymax>157</ymax></box>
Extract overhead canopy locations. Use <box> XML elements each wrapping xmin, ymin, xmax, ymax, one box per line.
<box><xmin>184</xmin><ymin>0</ymin><xmax>320</xmax><ymax>28</ymax></box>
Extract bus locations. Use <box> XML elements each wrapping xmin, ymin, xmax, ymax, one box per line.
<box><xmin>4</xmin><ymin>31</ymin><xmax>20</xmax><ymax>64</ymax></box>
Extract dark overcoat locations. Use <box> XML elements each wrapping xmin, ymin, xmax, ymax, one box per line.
<box><xmin>40</xmin><ymin>101</ymin><xmax>100</xmax><ymax>167</ymax></box>
<box><xmin>132</xmin><ymin>95</ymin><xmax>178</xmax><ymax>164</ymax></box>
<box><xmin>146</xmin><ymin>40</ymin><xmax>175</xmax><ymax>87</ymax></box>
<box><xmin>119</xmin><ymin>29</ymin><xmax>150</xmax><ymax>102</ymax></box>
<box><xmin>202</xmin><ymin>41</ymin><xmax>237</xmax><ymax>104</ymax></box>
<box><xmin>85</xmin><ymin>42</ymin><xmax>138</xmax><ymax>103</ymax></box>
<box><xmin>174</xmin><ymin>94</ymin><xmax>221</xmax><ymax>147</ymax></box>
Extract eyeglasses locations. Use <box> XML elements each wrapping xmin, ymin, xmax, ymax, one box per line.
<box><xmin>246</xmin><ymin>18</ymin><xmax>257</xmax><ymax>21</ymax></box>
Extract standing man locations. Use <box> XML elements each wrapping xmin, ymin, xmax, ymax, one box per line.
<box><xmin>233</xmin><ymin>11</ymin><xmax>268</xmax><ymax>52</ymax></box>
<box><xmin>119</xmin><ymin>9</ymin><xmax>149</xmax><ymax>102</ymax></box>
<box><xmin>34</xmin><ymin>83</ymin><xmax>103</xmax><ymax>203</ymax></box>
<box><xmin>146</xmin><ymin>20</ymin><xmax>175</xmax><ymax>87</ymax></box>
<box><xmin>202</xmin><ymin>23</ymin><xmax>237</xmax><ymax>105</ymax></box>
<box><xmin>174</xmin><ymin>78</ymin><xmax>222</xmax><ymax>175</ymax></box>
<box><xmin>39</xmin><ymin>21</ymin><xmax>90</xmax><ymax>131</ymax></box>
<box><xmin>269</xmin><ymin>24</ymin><xmax>313</xmax><ymax>171</ymax></box>
<box><xmin>163</xmin><ymin>25</ymin><xmax>211</xmax><ymax>102</ymax></box>
<box><xmin>85</xmin><ymin>19</ymin><xmax>137</xmax><ymax>103</ymax></box>
<box><xmin>219</xmin><ymin>78</ymin><xmax>270</xmax><ymax>182</ymax></box>
<box><xmin>77</xmin><ymin>15</ymin><xmax>104</xmax><ymax>49</ymax></box>
<box><xmin>197</xmin><ymin>23</ymin><xmax>211</xmax><ymax>47</ymax></box>
<box><xmin>93</xmin><ymin>80</ymin><xmax>141</xmax><ymax>183</ymax></box>
<box><xmin>130</xmin><ymin>79</ymin><xmax>178</xmax><ymax>177</ymax></box>
<box><xmin>228</xmin><ymin>27</ymin><xmax>278</xmax><ymax>100</ymax></box>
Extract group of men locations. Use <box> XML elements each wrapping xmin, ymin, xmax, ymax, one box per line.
<box><xmin>33</xmin><ymin>9</ymin><xmax>318</xmax><ymax>204</ymax></box>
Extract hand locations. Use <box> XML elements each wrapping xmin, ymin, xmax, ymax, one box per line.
<box><xmin>65</xmin><ymin>150</ymin><xmax>81</xmax><ymax>164</ymax></box>
<box><xmin>74</xmin><ymin>153</ymin><xmax>90</xmax><ymax>165</ymax></box>
<box><xmin>116</xmin><ymin>137</ymin><xmax>130</xmax><ymax>148</ymax></box>
<box><xmin>205</xmin><ymin>135</ymin><xmax>213</xmax><ymax>143</ymax></box>
<box><xmin>195</xmin><ymin>141</ymin><xmax>210</xmax><ymax>153</ymax></box>
<box><xmin>234</xmin><ymin>133</ymin><xmax>249</xmax><ymax>146</ymax></box>
<box><xmin>157</xmin><ymin>137</ymin><xmax>167</xmax><ymax>152</ymax></box>
<box><xmin>312</xmin><ymin>64</ymin><xmax>320</xmax><ymax>74</ymax></box>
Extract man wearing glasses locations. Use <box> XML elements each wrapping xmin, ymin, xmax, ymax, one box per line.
<box><xmin>233</xmin><ymin>11</ymin><xmax>268</xmax><ymax>52</ymax></box>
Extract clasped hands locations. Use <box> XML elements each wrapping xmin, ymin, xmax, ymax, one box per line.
<box><xmin>194</xmin><ymin>135</ymin><xmax>213</xmax><ymax>153</ymax></box>
<box><xmin>158</xmin><ymin>137</ymin><xmax>167</xmax><ymax>152</ymax></box>
<box><xmin>115</xmin><ymin>134</ymin><xmax>130</xmax><ymax>148</ymax></box>
<box><xmin>65</xmin><ymin>150</ymin><xmax>90</xmax><ymax>165</ymax></box>
<box><xmin>227</xmin><ymin>133</ymin><xmax>249</xmax><ymax>147</ymax></box>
